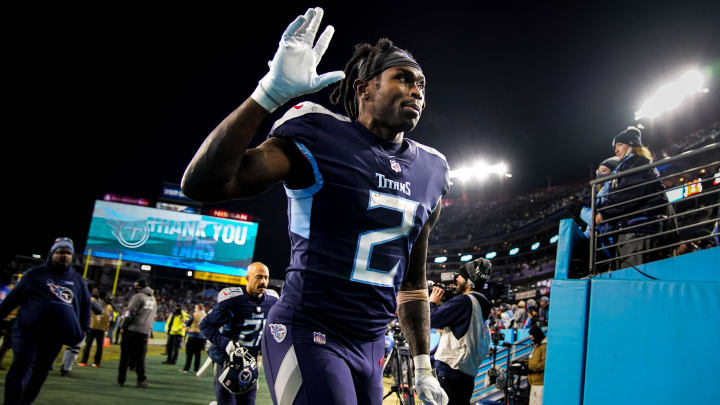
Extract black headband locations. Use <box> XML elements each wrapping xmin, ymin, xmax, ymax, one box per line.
<box><xmin>359</xmin><ymin>47</ymin><xmax>422</xmax><ymax>80</ymax></box>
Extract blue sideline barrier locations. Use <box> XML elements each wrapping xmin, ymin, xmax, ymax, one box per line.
<box><xmin>543</xmin><ymin>218</ymin><xmax>720</xmax><ymax>405</ymax></box>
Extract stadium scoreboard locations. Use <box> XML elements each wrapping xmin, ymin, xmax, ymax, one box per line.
<box><xmin>84</xmin><ymin>200</ymin><xmax>259</xmax><ymax>277</ymax></box>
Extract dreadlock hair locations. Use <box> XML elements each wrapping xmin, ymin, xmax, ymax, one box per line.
<box><xmin>329</xmin><ymin>38</ymin><xmax>416</xmax><ymax>120</ymax></box>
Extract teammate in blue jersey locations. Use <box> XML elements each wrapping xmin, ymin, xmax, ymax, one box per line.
<box><xmin>183</xmin><ymin>7</ymin><xmax>449</xmax><ymax>405</ymax></box>
<box><xmin>200</xmin><ymin>262</ymin><xmax>277</xmax><ymax>405</ymax></box>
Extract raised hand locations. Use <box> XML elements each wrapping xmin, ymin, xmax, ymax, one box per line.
<box><xmin>250</xmin><ymin>7</ymin><xmax>345</xmax><ymax>112</ymax></box>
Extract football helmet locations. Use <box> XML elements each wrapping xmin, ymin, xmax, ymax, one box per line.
<box><xmin>217</xmin><ymin>344</ymin><xmax>258</xmax><ymax>394</ymax></box>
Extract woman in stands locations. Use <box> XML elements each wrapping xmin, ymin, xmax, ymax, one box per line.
<box><xmin>595</xmin><ymin>127</ymin><xmax>668</xmax><ymax>269</ymax></box>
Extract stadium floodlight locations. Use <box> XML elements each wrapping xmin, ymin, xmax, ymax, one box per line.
<box><xmin>187</xmin><ymin>271</ymin><xmax>193</xmax><ymax>277</ymax></box>
<box><xmin>449</xmin><ymin>160</ymin><xmax>510</xmax><ymax>181</ymax></box>
<box><xmin>550</xmin><ymin>235</ymin><xmax>559</xmax><ymax>244</ymax></box>
<box><xmin>32</xmin><ymin>254</ymin><xmax>42</xmax><ymax>259</ymax></box>
<box><xmin>509</xmin><ymin>247</ymin><xmax>519</xmax><ymax>256</ymax></box>
<box><xmin>531</xmin><ymin>242</ymin><xmax>540</xmax><ymax>251</ymax></box>
<box><xmin>434</xmin><ymin>256</ymin><xmax>448</xmax><ymax>263</ymax></box>
<box><xmin>141</xmin><ymin>264</ymin><xmax>152</xmax><ymax>271</ymax></box>
<box><xmin>460</xmin><ymin>254</ymin><xmax>473</xmax><ymax>262</ymax></box>
<box><xmin>485</xmin><ymin>251</ymin><xmax>497</xmax><ymax>259</ymax></box>
<box><xmin>634</xmin><ymin>69</ymin><xmax>709</xmax><ymax>121</ymax></box>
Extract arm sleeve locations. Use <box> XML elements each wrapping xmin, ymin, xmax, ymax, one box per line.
<box><xmin>430</xmin><ymin>295</ymin><xmax>471</xmax><ymax>330</ymax></box>
<box><xmin>199</xmin><ymin>300</ymin><xmax>235</xmax><ymax>350</ymax></box>
<box><xmin>0</xmin><ymin>273</ymin><xmax>30</xmax><ymax>320</ymax></box>
<box><xmin>185</xmin><ymin>314</ymin><xmax>194</xmax><ymax>327</ymax></box>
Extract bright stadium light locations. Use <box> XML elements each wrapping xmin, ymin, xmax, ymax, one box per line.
<box><xmin>509</xmin><ymin>247</ymin><xmax>519</xmax><ymax>256</ymax></box>
<box><xmin>635</xmin><ymin>69</ymin><xmax>709</xmax><ymax>121</ymax></box>
<box><xmin>434</xmin><ymin>256</ymin><xmax>448</xmax><ymax>263</ymax></box>
<box><xmin>550</xmin><ymin>235</ymin><xmax>559</xmax><ymax>244</ymax></box>
<box><xmin>531</xmin><ymin>242</ymin><xmax>540</xmax><ymax>251</ymax></box>
<box><xmin>449</xmin><ymin>160</ymin><xmax>510</xmax><ymax>181</ymax></box>
<box><xmin>141</xmin><ymin>264</ymin><xmax>152</xmax><ymax>271</ymax></box>
<box><xmin>187</xmin><ymin>271</ymin><xmax>193</xmax><ymax>277</ymax></box>
<box><xmin>460</xmin><ymin>254</ymin><xmax>473</xmax><ymax>262</ymax></box>
<box><xmin>32</xmin><ymin>254</ymin><xmax>42</xmax><ymax>259</ymax></box>
<box><xmin>485</xmin><ymin>251</ymin><xmax>497</xmax><ymax>259</ymax></box>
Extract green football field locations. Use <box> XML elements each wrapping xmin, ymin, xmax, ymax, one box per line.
<box><xmin>0</xmin><ymin>338</ymin><xmax>411</xmax><ymax>405</ymax></box>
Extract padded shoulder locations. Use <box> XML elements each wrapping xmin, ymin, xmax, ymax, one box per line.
<box><xmin>217</xmin><ymin>287</ymin><xmax>244</xmax><ymax>303</ymax></box>
<box><xmin>411</xmin><ymin>139</ymin><xmax>448</xmax><ymax>164</ymax></box>
<box><xmin>271</xmin><ymin>101</ymin><xmax>350</xmax><ymax>133</ymax></box>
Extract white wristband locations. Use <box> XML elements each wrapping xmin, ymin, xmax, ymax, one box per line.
<box><xmin>413</xmin><ymin>354</ymin><xmax>431</xmax><ymax>370</ymax></box>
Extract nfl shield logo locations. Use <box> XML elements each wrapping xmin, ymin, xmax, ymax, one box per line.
<box><xmin>390</xmin><ymin>160</ymin><xmax>401</xmax><ymax>173</ymax></box>
<box><xmin>313</xmin><ymin>332</ymin><xmax>326</xmax><ymax>345</ymax></box>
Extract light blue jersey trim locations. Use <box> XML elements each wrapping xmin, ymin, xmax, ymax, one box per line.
<box><xmin>285</xmin><ymin>141</ymin><xmax>323</xmax><ymax>239</ymax></box>
<box><xmin>289</xmin><ymin>197</ymin><xmax>313</xmax><ymax>239</ymax></box>
<box><xmin>284</xmin><ymin>141</ymin><xmax>323</xmax><ymax>199</ymax></box>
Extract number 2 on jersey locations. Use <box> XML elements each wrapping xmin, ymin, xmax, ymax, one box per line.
<box><xmin>351</xmin><ymin>191</ymin><xmax>419</xmax><ymax>287</ymax></box>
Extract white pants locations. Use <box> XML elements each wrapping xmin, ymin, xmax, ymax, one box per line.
<box><xmin>529</xmin><ymin>384</ymin><xmax>544</xmax><ymax>405</ymax></box>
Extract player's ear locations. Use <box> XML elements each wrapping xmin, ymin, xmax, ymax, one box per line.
<box><xmin>354</xmin><ymin>78</ymin><xmax>370</xmax><ymax>102</ymax></box>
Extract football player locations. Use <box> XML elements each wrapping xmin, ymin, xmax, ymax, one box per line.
<box><xmin>200</xmin><ymin>262</ymin><xmax>278</xmax><ymax>405</ymax></box>
<box><xmin>183</xmin><ymin>7</ymin><xmax>449</xmax><ymax>405</ymax></box>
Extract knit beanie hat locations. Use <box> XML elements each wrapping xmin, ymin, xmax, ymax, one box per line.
<box><xmin>51</xmin><ymin>237</ymin><xmax>74</xmax><ymax>254</ymax></box>
<box><xmin>612</xmin><ymin>126</ymin><xmax>643</xmax><ymax>147</ymax></box>
<box><xmin>600</xmin><ymin>156</ymin><xmax>620</xmax><ymax>172</ymax></box>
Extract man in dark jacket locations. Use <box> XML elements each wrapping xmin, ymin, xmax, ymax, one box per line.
<box><xmin>117</xmin><ymin>278</ymin><xmax>157</xmax><ymax>388</ymax></box>
<box><xmin>0</xmin><ymin>237</ymin><xmax>91</xmax><ymax>404</ymax></box>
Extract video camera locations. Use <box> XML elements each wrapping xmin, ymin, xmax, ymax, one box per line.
<box><xmin>427</xmin><ymin>280</ymin><xmax>456</xmax><ymax>302</ymax></box>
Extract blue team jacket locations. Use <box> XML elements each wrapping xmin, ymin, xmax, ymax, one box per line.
<box><xmin>0</xmin><ymin>263</ymin><xmax>90</xmax><ymax>346</ymax></box>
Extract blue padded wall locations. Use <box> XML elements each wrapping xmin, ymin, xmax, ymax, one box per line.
<box><xmin>583</xmin><ymin>279</ymin><xmax>720</xmax><ymax>404</ymax></box>
<box><xmin>543</xmin><ymin>279</ymin><xmax>590</xmax><ymax>405</ymax></box>
<box><xmin>593</xmin><ymin>246</ymin><xmax>720</xmax><ymax>282</ymax></box>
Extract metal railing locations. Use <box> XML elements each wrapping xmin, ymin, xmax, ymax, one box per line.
<box><xmin>588</xmin><ymin>142</ymin><xmax>720</xmax><ymax>274</ymax></box>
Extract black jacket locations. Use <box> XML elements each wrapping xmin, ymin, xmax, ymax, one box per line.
<box><xmin>598</xmin><ymin>154</ymin><xmax>668</xmax><ymax>235</ymax></box>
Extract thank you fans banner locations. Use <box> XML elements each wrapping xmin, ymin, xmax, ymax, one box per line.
<box><xmin>85</xmin><ymin>200</ymin><xmax>258</xmax><ymax>276</ymax></box>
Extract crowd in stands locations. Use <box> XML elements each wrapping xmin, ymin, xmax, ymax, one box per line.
<box><xmin>432</xmin><ymin>183</ymin><xmax>586</xmax><ymax>245</ymax></box>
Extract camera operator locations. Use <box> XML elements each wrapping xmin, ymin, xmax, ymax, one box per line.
<box><xmin>522</xmin><ymin>326</ymin><xmax>547</xmax><ymax>405</ymax></box>
<box><xmin>429</xmin><ymin>259</ymin><xmax>493</xmax><ymax>405</ymax></box>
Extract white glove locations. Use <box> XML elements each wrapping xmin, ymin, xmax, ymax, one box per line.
<box><xmin>250</xmin><ymin>7</ymin><xmax>345</xmax><ymax>112</ymax></box>
<box><xmin>414</xmin><ymin>355</ymin><xmax>448</xmax><ymax>405</ymax></box>
<box><xmin>225</xmin><ymin>340</ymin><xmax>238</xmax><ymax>356</ymax></box>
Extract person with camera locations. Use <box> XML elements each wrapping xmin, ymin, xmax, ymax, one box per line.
<box><xmin>429</xmin><ymin>259</ymin><xmax>493</xmax><ymax>405</ymax></box>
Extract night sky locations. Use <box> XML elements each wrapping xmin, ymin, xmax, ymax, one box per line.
<box><xmin>6</xmin><ymin>1</ymin><xmax>720</xmax><ymax>279</ymax></box>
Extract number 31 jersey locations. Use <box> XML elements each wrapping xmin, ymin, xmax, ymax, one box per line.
<box><xmin>269</xmin><ymin>102</ymin><xmax>450</xmax><ymax>341</ymax></box>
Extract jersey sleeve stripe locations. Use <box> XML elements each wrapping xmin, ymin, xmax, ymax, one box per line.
<box><xmin>284</xmin><ymin>141</ymin><xmax>323</xmax><ymax>199</ymax></box>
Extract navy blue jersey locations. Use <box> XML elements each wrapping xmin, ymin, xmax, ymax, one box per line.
<box><xmin>200</xmin><ymin>286</ymin><xmax>278</xmax><ymax>361</ymax></box>
<box><xmin>269</xmin><ymin>102</ymin><xmax>450</xmax><ymax>341</ymax></box>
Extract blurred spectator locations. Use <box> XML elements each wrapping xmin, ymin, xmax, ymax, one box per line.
<box><xmin>163</xmin><ymin>304</ymin><xmax>188</xmax><ymax>366</ymax></box>
<box><xmin>181</xmin><ymin>303</ymin><xmax>207</xmax><ymax>374</ymax></box>
<box><xmin>117</xmin><ymin>278</ymin><xmax>157</xmax><ymax>388</ymax></box>
<box><xmin>596</xmin><ymin>127</ymin><xmax>669</xmax><ymax>269</ymax></box>
<box><xmin>526</xmin><ymin>326</ymin><xmax>547</xmax><ymax>405</ymax></box>
<box><xmin>538</xmin><ymin>296</ymin><xmax>549</xmax><ymax>327</ymax></box>
<box><xmin>513</xmin><ymin>300</ymin><xmax>527</xmax><ymax>330</ymax></box>
<box><xmin>0</xmin><ymin>274</ymin><xmax>18</xmax><ymax>370</ymax></box>
<box><xmin>80</xmin><ymin>290</ymin><xmax>113</xmax><ymax>367</ymax></box>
